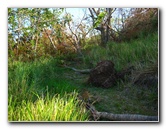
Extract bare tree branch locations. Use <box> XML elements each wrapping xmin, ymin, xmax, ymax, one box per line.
<box><xmin>92</xmin><ymin>8</ymin><xmax>97</xmax><ymax>15</ymax></box>
<box><xmin>43</xmin><ymin>28</ymin><xmax>57</xmax><ymax>51</ymax></box>
<box><xmin>88</xmin><ymin>8</ymin><xmax>95</xmax><ymax>24</ymax></box>
<box><xmin>111</xmin><ymin>8</ymin><xmax>117</xmax><ymax>14</ymax></box>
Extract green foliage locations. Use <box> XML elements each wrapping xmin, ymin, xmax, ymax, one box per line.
<box><xmin>94</xmin><ymin>11</ymin><xmax>107</xmax><ymax>28</ymax></box>
<box><xmin>8</xmin><ymin>8</ymin><xmax>65</xmax><ymax>61</ymax></box>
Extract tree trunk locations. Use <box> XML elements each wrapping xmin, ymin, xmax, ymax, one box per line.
<box><xmin>34</xmin><ymin>35</ymin><xmax>39</xmax><ymax>57</ymax></box>
<box><xmin>100</xmin><ymin>27</ymin><xmax>107</xmax><ymax>47</ymax></box>
<box><xmin>90</xmin><ymin>8</ymin><xmax>113</xmax><ymax>47</ymax></box>
<box><xmin>100</xmin><ymin>8</ymin><xmax>112</xmax><ymax>46</ymax></box>
<box><xmin>106</xmin><ymin>8</ymin><xmax>112</xmax><ymax>43</ymax></box>
<box><xmin>75</xmin><ymin>40</ymin><xmax>83</xmax><ymax>56</ymax></box>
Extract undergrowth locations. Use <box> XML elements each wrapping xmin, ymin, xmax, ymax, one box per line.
<box><xmin>82</xmin><ymin>32</ymin><xmax>158</xmax><ymax>71</ymax></box>
<box><xmin>8</xmin><ymin>32</ymin><xmax>158</xmax><ymax>121</ymax></box>
<box><xmin>8</xmin><ymin>58</ymin><xmax>89</xmax><ymax>121</ymax></box>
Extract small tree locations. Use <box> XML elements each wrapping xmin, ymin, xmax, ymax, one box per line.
<box><xmin>8</xmin><ymin>8</ymin><xmax>64</xmax><ymax>60</ymax></box>
<box><xmin>88</xmin><ymin>8</ymin><xmax>116</xmax><ymax>47</ymax></box>
<box><xmin>64</xmin><ymin>9</ymin><xmax>92</xmax><ymax>55</ymax></box>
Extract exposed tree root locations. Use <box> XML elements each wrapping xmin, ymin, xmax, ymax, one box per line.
<box><xmin>64</xmin><ymin>61</ymin><xmax>135</xmax><ymax>88</ymax></box>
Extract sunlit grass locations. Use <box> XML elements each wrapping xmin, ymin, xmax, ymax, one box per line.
<box><xmin>8</xmin><ymin>91</ymin><xmax>89</xmax><ymax>121</ymax></box>
<box><xmin>8</xmin><ymin>58</ymin><xmax>89</xmax><ymax>121</ymax></box>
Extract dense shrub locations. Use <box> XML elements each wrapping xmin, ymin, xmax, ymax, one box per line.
<box><xmin>119</xmin><ymin>8</ymin><xmax>158</xmax><ymax>41</ymax></box>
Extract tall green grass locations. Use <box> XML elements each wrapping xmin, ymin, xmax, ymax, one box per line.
<box><xmin>8</xmin><ymin>58</ymin><xmax>89</xmax><ymax>121</ymax></box>
<box><xmin>8</xmin><ymin>91</ymin><xmax>89</xmax><ymax>121</ymax></box>
<box><xmin>82</xmin><ymin>32</ymin><xmax>158</xmax><ymax>71</ymax></box>
<box><xmin>79</xmin><ymin>32</ymin><xmax>158</xmax><ymax>116</ymax></box>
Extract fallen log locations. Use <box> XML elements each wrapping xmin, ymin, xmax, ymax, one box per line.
<box><xmin>96</xmin><ymin>111</ymin><xmax>158</xmax><ymax>121</ymax></box>
<box><xmin>85</xmin><ymin>103</ymin><xmax>158</xmax><ymax>121</ymax></box>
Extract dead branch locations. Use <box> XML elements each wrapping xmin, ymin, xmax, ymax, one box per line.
<box><xmin>64</xmin><ymin>65</ymin><xmax>91</xmax><ymax>74</ymax></box>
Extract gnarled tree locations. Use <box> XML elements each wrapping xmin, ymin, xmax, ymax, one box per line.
<box><xmin>88</xmin><ymin>8</ymin><xmax>116</xmax><ymax>46</ymax></box>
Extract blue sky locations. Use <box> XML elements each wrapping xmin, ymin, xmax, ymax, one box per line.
<box><xmin>65</xmin><ymin>8</ymin><xmax>88</xmax><ymax>20</ymax></box>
